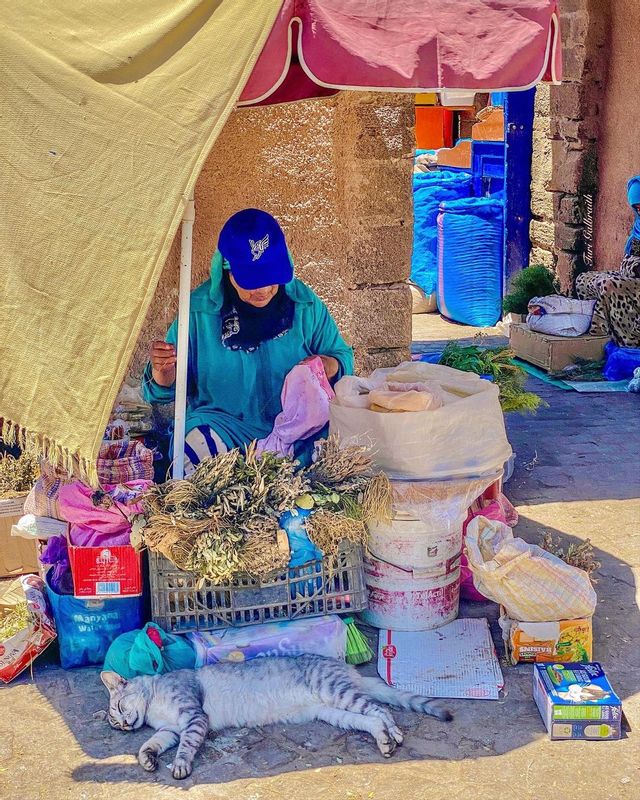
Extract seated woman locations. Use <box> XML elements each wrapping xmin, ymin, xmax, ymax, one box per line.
<box><xmin>576</xmin><ymin>176</ymin><xmax>640</xmax><ymax>348</ymax></box>
<box><xmin>143</xmin><ymin>209</ymin><xmax>353</xmax><ymax>474</ymax></box>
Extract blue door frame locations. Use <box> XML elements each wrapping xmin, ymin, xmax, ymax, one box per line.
<box><xmin>503</xmin><ymin>88</ymin><xmax>535</xmax><ymax>292</ymax></box>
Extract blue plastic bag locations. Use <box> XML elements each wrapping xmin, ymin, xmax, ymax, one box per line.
<box><xmin>603</xmin><ymin>342</ymin><xmax>640</xmax><ymax>381</ymax></box>
<box><xmin>280</xmin><ymin>509</ymin><xmax>323</xmax><ymax>599</ymax></box>
<box><xmin>45</xmin><ymin>572</ymin><xmax>143</xmax><ymax>669</ymax></box>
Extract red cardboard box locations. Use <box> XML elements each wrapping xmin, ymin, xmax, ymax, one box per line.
<box><xmin>68</xmin><ymin>542</ymin><xmax>142</xmax><ymax>598</ymax></box>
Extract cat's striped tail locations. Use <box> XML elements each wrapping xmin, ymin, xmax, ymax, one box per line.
<box><xmin>360</xmin><ymin>677</ymin><xmax>453</xmax><ymax>721</ymax></box>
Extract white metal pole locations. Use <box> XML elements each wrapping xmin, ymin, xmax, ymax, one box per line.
<box><xmin>172</xmin><ymin>194</ymin><xmax>195</xmax><ymax>480</ymax></box>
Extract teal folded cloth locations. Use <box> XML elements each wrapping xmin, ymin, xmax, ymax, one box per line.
<box><xmin>103</xmin><ymin>622</ymin><xmax>195</xmax><ymax>678</ymax></box>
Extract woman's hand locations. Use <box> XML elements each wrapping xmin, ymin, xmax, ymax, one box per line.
<box><xmin>150</xmin><ymin>341</ymin><xmax>177</xmax><ymax>387</ymax></box>
<box><xmin>302</xmin><ymin>355</ymin><xmax>340</xmax><ymax>380</ymax></box>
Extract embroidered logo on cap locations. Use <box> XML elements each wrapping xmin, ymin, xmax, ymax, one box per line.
<box><xmin>250</xmin><ymin>234</ymin><xmax>269</xmax><ymax>261</ymax></box>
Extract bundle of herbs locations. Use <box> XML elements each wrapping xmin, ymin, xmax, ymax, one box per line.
<box><xmin>0</xmin><ymin>451</ymin><xmax>40</xmax><ymax>499</ymax></box>
<box><xmin>503</xmin><ymin>264</ymin><xmax>559</xmax><ymax>316</ymax></box>
<box><xmin>438</xmin><ymin>341</ymin><xmax>544</xmax><ymax>413</ymax></box>
<box><xmin>136</xmin><ymin>436</ymin><xmax>390</xmax><ymax>583</ymax></box>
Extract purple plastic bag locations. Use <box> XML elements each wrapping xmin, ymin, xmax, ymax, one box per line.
<box><xmin>256</xmin><ymin>359</ymin><xmax>334</xmax><ymax>457</ymax></box>
<box><xmin>40</xmin><ymin>535</ymin><xmax>74</xmax><ymax>595</ymax></box>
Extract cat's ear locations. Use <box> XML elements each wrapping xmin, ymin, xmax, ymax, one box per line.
<box><xmin>101</xmin><ymin>671</ymin><xmax>127</xmax><ymax>693</ymax></box>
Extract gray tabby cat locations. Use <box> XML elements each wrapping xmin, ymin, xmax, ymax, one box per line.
<box><xmin>102</xmin><ymin>654</ymin><xmax>452</xmax><ymax>780</ymax></box>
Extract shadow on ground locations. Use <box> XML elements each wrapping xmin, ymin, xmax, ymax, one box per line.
<box><xmin>17</xmin><ymin>513</ymin><xmax>634</xmax><ymax>790</ymax></box>
<box><xmin>3</xmin><ymin>329</ymin><xmax>638</xmax><ymax>790</ymax></box>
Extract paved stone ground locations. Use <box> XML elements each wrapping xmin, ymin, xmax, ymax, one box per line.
<box><xmin>1</xmin><ymin>316</ymin><xmax>638</xmax><ymax>800</ymax></box>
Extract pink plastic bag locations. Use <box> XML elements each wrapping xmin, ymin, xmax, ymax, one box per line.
<box><xmin>58</xmin><ymin>480</ymin><xmax>152</xmax><ymax>547</ymax></box>
<box><xmin>256</xmin><ymin>358</ymin><xmax>335</xmax><ymax>457</ymax></box>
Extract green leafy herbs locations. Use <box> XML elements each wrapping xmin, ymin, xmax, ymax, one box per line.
<box><xmin>503</xmin><ymin>265</ymin><xmax>559</xmax><ymax>315</ymax></box>
<box><xmin>439</xmin><ymin>341</ymin><xmax>544</xmax><ymax>414</ymax></box>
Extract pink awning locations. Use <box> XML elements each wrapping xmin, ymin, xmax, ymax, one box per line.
<box><xmin>239</xmin><ymin>0</ymin><xmax>561</xmax><ymax>106</ymax></box>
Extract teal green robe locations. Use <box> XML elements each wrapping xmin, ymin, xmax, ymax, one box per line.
<box><xmin>143</xmin><ymin>252</ymin><xmax>354</xmax><ymax>450</ymax></box>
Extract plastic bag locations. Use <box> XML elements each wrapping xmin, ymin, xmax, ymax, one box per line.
<box><xmin>256</xmin><ymin>358</ymin><xmax>334</xmax><ymax>457</ymax></box>
<box><xmin>603</xmin><ymin>341</ymin><xmax>640</xmax><ymax>381</ymax></box>
<box><xmin>0</xmin><ymin>575</ymin><xmax>57</xmax><ymax>683</ymax></box>
<box><xmin>45</xmin><ymin>572</ymin><xmax>143</xmax><ymax>669</ymax></box>
<box><xmin>188</xmin><ymin>616</ymin><xmax>347</xmax><ymax>667</ymax></box>
<box><xmin>464</xmin><ymin>516</ymin><xmax>597</xmax><ymax>621</ymax></box>
<box><xmin>331</xmin><ymin>362</ymin><xmax>511</xmax><ymax>480</ymax></box>
<box><xmin>103</xmin><ymin>622</ymin><xmax>196</xmax><ymax>678</ymax></box>
<box><xmin>280</xmin><ymin>509</ymin><xmax>322</xmax><ymax>598</ymax></box>
<box><xmin>58</xmin><ymin>480</ymin><xmax>151</xmax><ymax>547</ymax></box>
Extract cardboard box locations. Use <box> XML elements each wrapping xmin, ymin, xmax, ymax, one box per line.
<box><xmin>68</xmin><ymin>540</ymin><xmax>142</xmax><ymax>599</ymax></box>
<box><xmin>509</xmin><ymin>323</ymin><xmax>608</xmax><ymax>372</ymax></box>
<box><xmin>533</xmin><ymin>662</ymin><xmax>623</xmax><ymax>740</ymax></box>
<box><xmin>0</xmin><ymin>496</ymin><xmax>39</xmax><ymax>578</ymax></box>
<box><xmin>500</xmin><ymin>612</ymin><xmax>593</xmax><ymax>664</ymax></box>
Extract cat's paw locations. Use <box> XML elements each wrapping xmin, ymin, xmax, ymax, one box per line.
<box><xmin>387</xmin><ymin>724</ymin><xmax>404</xmax><ymax>746</ymax></box>
<box><xmin>376</xmin><ymin>733</ymin><xmax>397</xmax><ymax>758</ymax></box>
<box><xmin>172</xmin><ymin>757</ymin><xmax>193</xmax><ymax>780</ymax></box>
<box><xmin>138</xmin><ymin>749</ymin><xmax>158</xmax><ymax>772</ymax></box>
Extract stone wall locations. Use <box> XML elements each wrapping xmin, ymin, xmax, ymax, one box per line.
<box><xmin>529</xmin><ymin>0</ymin><xmax>610</xmax><ymax>290</ymax></box>
<box><xmin>129</xmin><ymin>92</ymin><xmax>414</xmax><ymax>379</ymax></box>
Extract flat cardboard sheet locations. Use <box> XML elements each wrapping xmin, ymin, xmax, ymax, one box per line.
<box><xmin>378</xmin><ymin>618</ymin><xmax>504</xmax><ymax>700</ymax></box>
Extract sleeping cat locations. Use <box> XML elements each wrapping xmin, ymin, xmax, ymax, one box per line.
<box><xmin>102</xmin><ymin>654</ymin><xmax>452</xmax><ymax>780</ymax></box>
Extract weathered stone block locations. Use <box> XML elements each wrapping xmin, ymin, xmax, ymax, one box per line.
<box><xmin>359</xmin><ymin>347</ymin><xmax>410</xmax><ymax>374</ymax></box>
<box><xmin>530</xmin><ymin>219</ymin><xmax>555</xmax><ymax>250</ymax></box>
<box><xmin>349</xmin><ymin>285</ymin><xmax>412</xmax><ymax>350</ymax></box>
<box><xmin>558</xmin><ymin>195</ymin><xmax>583</xmax><ymax>225</ymax></box>
<box><xmin>347</xmin><ymin>223</ymin><xmax>412</xmax><ymax>287</ymax></box>
<box><xmin>549</xmin><ymin>143</ymin><xmax>585</xmax><ymax>193</ymax></box>
<box><xmin>345</xmin><ymin>159</ymin><xmax>413</xmax><ymax>218</ymax></box>
<box><xmin>555</xmin><ymin>250</ymin><xmax>583</xmax><ymax>290</ymax></box>
<box><xmin>550</xmin><ymin>83</ymin><xmax>584</xmax><ymax>120</ymax></box>
<box><xmin>562</xmin><ymin>45</ymin><xmax>587</xmax><ymax>82</ymax></box>
<box><xmin>563</xmin><ymin>11</ymin><xmax>590</xmax><ymax>45</ymax></box>
<box><xmin>530</xmin><ymin>246</ymin><xmax>555</xmax><ymax>269</ymax></box>
<box><xmin>556</xmin><ymin>222</ymin><xmax>583</xmax><ymax>252</ymax></box>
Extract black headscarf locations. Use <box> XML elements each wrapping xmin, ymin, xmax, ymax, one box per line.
<box><xmin>220</xmin><ymin>271</ymin><xmax>295</xmax><ymax>352</ymax></box>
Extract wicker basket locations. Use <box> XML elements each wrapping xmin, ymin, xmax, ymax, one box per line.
<box><xmin>149</xmin><ymin>543</ymin><xmax>367</xmax><ymax>633</ymax></box>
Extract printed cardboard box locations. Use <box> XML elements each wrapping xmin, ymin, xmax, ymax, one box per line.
<box><xmin>500</xmin><ymin>611</ymin><xmax>592</xmax><ymax>664</ymax></box>
<box><xmin>68</xmin><ymin>541</ymin><xmax>142</xmax><ymax>599</ymax></box>
<box><xmin>533</xmin><ymin>662</ymin><xmax>623</xmax><ymax>741</ymax></box>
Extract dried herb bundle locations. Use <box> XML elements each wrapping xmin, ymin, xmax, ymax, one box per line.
<box><xmin>0</xmin><ymin>602</ymin><xmax>31</xmax><ymax>640</ymax></box>
<box><xmin>0</xmin><ymin>452</ymin><xmax>40</xmax><ymax>498</ymax></box>
<box><xmin>540</xmin><ymin>532</ymin><xmax>601</xmax><ymax>583</ymax></box>
<box><xmin>138</xmin><ymin>436</ymin><xmax>388</xmax><ymax>582</ymax></box>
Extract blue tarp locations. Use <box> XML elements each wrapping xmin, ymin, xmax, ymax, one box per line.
<box><xmin>410</xmin><ymin>169</ymin><xmax>471</xmax><ymax>296</ymax></box>
<box><xmin>437</xmin><ymin>196</ymin><xmax>504</xmax><ymax>327</ymax></box>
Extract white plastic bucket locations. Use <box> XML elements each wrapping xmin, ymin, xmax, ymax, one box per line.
<box><xmin>361</xmin><ymin>552</ymin><xmax>460</xmax><ymax>631</ymax></box>
<box><xmin>367</xmin><ymin>514</ymin><xmax>463</xmax><ymax>573</ymax></box>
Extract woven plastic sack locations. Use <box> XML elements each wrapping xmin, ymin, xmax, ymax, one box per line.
<box><xmin>527</xmin><ymin>295</ymin><xmax>595</xmax><ymax>337</ymax></box>
<box><xmin>96</xmin><ymin>439</ymin><xmax>154</xmax><ymax>483</ymax></box>
<box><xmin>437</xmin><ymin>196</ymin><xmax>503</xmax><ymax>327</ymax></box>
<box><xmin>23</xmin><ymin>460</ymin><xmax>75</xmax><ymax>520</ymax></box>
<box><xmin>464</xmin><ymin>515</ymin><xmax>597</xmax><ymax>621</ymax></box>
<box><xmin>331</xmin><ymin>362</ymin><xmax>511</xmax><ymax>480</ymax></box>
<box><xmin>411</xmin><ymin>170</ymin><xmax>471</xmax><ymax>296</ymax></box>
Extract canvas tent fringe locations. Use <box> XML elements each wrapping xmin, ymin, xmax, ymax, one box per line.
<box><xmin>1</xmin><ymin>418</ymin><xmax>98</xmax><ymax>487</ymax></box>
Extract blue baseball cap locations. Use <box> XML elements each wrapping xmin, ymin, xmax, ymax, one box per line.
<box><xmin>217</xmin><ymin>209</ymin><xmax>293</xmax><ymax>290</ymax></box>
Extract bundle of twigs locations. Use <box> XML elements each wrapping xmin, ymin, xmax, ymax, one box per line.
<box><xmin>135</xmin><ymin>436</ymin><xmax>389</xmax><ymax>583</ymax></box>
<box><xmin>540</xmin><ymin>532</ymin><xmax>601</xmax><ymax>583</ymax></box>
<box><xmin>0</xmin><ymin>451</ymin><xmax>40</xmax><ymax>499</ymax></box>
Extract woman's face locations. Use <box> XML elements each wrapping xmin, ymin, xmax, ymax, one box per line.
<box><xmin>633</xmin><ymin>203</ymin><xmax>640</xmax><ymax>217</ymax></box>
<box><xmin>230</xmin><ymin>274</ymin><xmax>278</xmax><ymax>308</ymax></box>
